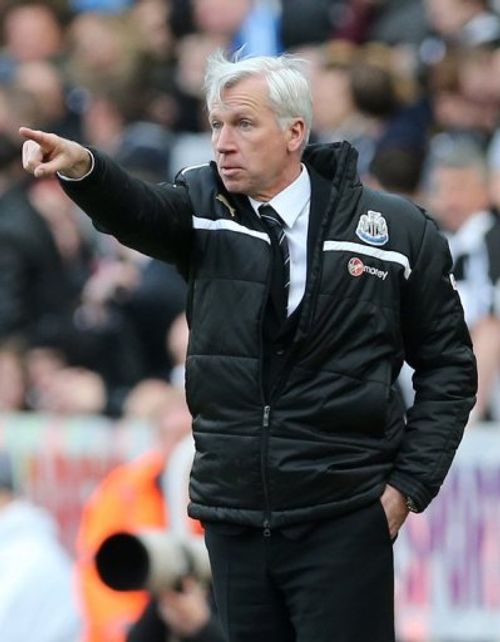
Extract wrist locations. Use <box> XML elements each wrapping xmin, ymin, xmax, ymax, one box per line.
<box><xmin>58</xmin><ymin>149</ymin><xmax>94</xmax><ymax>181</ymax></box>
<box><xmin>405</xmin><ymin>495</ymin><xmax>419</xmax><ymax>513</ymax></box>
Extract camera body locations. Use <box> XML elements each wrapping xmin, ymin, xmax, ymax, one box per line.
<box><xmin>95</xmin><ymin>530</ymin><xmax>211</xmax><ymax>593</ymax></box>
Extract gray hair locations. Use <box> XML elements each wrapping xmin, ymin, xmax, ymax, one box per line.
<box><xmin>204</xmin><ymin>49</ymin><xmax>312</xmax><ymax>148</ymax></box>
<box><xmin>428</xmin><ymin>134</ymin><xmax>489</xmax><ymax>178</ymax></box>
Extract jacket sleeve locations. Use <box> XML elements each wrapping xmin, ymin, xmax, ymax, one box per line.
<box><xmin>58</xmin><ymin>149</ymin><xmax>194</xmax><ymax>274</ymax></box>
<box><xmin>388</xmin><ymin>215</ymin><xmax>477</xmax><ymax>511</ymax></box>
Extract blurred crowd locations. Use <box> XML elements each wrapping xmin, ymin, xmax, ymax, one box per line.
<box><xmin>0</xmin><ymin>1</ymin><xmax>499</xmax><ymax>641</ymax></box>
<box><xmin>0</xmin><ymin>0</ymin><xmax>499</xmax><ymax>422</ymax></box>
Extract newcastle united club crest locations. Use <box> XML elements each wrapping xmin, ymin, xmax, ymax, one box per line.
<box><xmin>355</xmin><ymin>210</ymin><xmax>389</xmax><ymax>246</ymax></box>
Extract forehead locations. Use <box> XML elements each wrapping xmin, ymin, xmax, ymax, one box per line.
<box><xmin>434</xmin><ymin>165</ymin><xmax>484</xmax><ymax>184</ymax></box>
<box><xmin>209</xmin><ymin>75</ymin><xmax>272</xmax><ymax>116</ymax></box>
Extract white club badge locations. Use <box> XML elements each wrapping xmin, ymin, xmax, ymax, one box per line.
<box><xmin>355</xmin><ymin>210</ymin><xmax>389</xmax><ymax>246</ymax></box>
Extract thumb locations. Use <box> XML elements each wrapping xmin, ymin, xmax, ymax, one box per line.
<box><xmin>33</xmin><ymin>157</ymin><xmax>69</xmax><ymax>178</ymax></box>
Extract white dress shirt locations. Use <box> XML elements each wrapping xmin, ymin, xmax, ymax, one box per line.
<box><xmin>248</xmin><ymin>164</ymin><xmax>311</xmax><ymax>315</ymax></box>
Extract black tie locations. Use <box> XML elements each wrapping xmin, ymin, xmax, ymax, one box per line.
<box><xmin>259</xmin><ymin>204</ymin><xmax>290</xmax><ymax>322</ymax></box>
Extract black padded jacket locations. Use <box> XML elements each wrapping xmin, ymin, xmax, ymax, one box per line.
<box><xmin>61</xmin><ymin>141</ymin><xmax>477</xmax><ymax>530</ymax></box>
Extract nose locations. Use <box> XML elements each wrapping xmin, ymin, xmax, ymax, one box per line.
<box><xmin>214</xmin><ymin>124</ymin><xmax>236</xmax><ymax>154</ymax></box>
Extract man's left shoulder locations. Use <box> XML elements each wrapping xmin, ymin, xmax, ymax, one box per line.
<box><xmin>356</xmin><ymin>186</ymin><xmax>435</xmax><ymax>252</ymax></box>
<box><xmin>360</xmin><ymin>186</ymin><xmax>427</xmax><ymax>228</ymax></box>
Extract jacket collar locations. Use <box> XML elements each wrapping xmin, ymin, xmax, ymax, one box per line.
<box><xmin>302</xmin><ymin>141</ymin><xmax>360</xmax><ymax>187</ymax></box>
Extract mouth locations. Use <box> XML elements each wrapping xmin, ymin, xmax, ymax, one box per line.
<box><xmin>220</xmin><ymin>166</ymin><xmax>242</xmax><ymax>177</ymax></box>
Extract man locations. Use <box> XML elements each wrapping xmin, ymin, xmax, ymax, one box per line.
<box><xmin>21</xmin><ymin>51</ymin><xmax>476</xmax><ymax>642</ymax></box>
<box><xmin>425</xmin><ymin>136</ymin><xmax>500</xmax><ymax>421</ymax></box>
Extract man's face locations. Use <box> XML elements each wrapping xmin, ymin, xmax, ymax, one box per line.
<box><xmin>209</xmin><ymin>75</ymin><xmax>304</xmax><ymax>201</ymax></box>
<box><xmin>428</xmin><ymin>165</ymin><xmax>490</xmax><ymax>232</ymax></box>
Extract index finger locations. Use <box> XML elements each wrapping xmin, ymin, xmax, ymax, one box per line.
<box><xmin>18</xmin><ymin>126</ymin><xmax>56</xmax><ymax>149</ymax></box>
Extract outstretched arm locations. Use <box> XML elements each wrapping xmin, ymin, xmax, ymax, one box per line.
<box><xmin>19</xmin><ymin>127</ymin><xmax>194</xmax><ymax>270</ymax></box>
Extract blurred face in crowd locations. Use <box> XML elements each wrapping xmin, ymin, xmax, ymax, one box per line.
<box><xmin>193</xmin><ymin>0</ymin><xmax>251</xmax><ymax>37</ymax></box>
<box><xmin>424</xmin><ymin>0</ymin><xmax>476</xmax><ymax>36</ymax></box>
<box><xmin>311</xmin><ymin>67</ymin><xmax>354</xmax><ymax>135</ymax></box>
<box><xmin>15</xmin><ymin>62</ymin><xmax>66</xmax><ymax>127</ymax></box>
<box><xmin>209</xmin><ymin>75</ymin><xmax>305</xmax><ymax>201</ymax></box>
<box><xmin>131</xmin><ymin>0</ymin><xmax>173</xmax><ymax>58</ymax></box>
<box><xmin>2</xmin><ymin>4</ymin><xmax>62</xmax><ymax>62</ymax></box>
<box><xmin>156</xmin><ymin>397</ymin><xmax>192</xmax><ymax>453</ymax></box>
<box><xmin>428</xmin><ymin>164</ymin><xmax>491</xmax><ymax>232</ymax></box>
<box><xmin>175</xmin><ymin>34</ymin><xmax>225</xmax><ymax>98</ymax></box>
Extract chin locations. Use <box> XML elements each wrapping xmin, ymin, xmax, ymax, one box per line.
<box><xmin>221</xmin><ymin>178</ymin><xmax>248</xmax><ymax>195</ymax></box>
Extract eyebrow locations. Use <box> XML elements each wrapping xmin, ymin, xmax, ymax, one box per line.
<box><xmin>209</xmin><ymin>106</ymin><xmax>256</xmax><ymax>120</ymax></box>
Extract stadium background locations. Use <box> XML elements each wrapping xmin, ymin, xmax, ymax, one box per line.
<box><xmin>1</xmin><ymin>1</ymin><xmax>500</xmax><ymax>640</ymax></box>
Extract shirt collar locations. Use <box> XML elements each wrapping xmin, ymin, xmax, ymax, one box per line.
<box><xmin>248</xmin><ymin>164</ymin><xmax>311</xmax><ymax>228</ymax></box>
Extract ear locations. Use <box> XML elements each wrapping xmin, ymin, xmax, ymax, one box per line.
<box><xmin>286</xmin><ymin>118</ymin><xmax>306</xmax><ymax>153</ymax></box>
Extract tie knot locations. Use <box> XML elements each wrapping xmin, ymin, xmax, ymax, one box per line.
<box><xmin>259</xmin><ymin>204</ymin><xmax>284</xmax><ymax>229</ymax></box>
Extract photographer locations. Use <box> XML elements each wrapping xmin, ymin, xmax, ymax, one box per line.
<box><xmin>126</xmin><ymin>577</ymin><xmax>224</xmax><ymax>642</ymax></box>
<box><xmin>76</xmin><ymin>386</ymin><xmax>217</xmax><ymax>642</ymax></box>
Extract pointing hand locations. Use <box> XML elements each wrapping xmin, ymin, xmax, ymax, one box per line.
<box><xmin>19</xmin><ymin>126</ymin><xmax>92</xmax><ymax>179</ymax></box>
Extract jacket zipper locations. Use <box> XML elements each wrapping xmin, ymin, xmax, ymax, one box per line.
<box><xmin>261</xmin><ymin>404</ymin><xmax>272</xmax><ymax>537</ymax></box>
<box><xmin>256</xmin><ymin>213</ymin><xmax>273</xmax><ymax>538</ymax></box>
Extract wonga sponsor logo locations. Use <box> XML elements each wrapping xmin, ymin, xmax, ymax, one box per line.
<box><xmin>348</xmin><ymin>257</ymin><xmax>365</xmax><ymax>277</ymax></box>
<box><xmin>347</xmin><ymin>256</ymin><xmax>388</xmax><ymax>280</ymax></box>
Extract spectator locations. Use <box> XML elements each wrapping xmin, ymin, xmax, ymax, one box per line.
<box><xmin>31</xmin><ymin>365</ymin><xmax>108</xmax><ymax>415</ymax></box>
<box><xmin>423</xmin><ymin>0</ymin><xmax>500</xmax><ymax>48</ymax></box>
<box><xmin>368</xmin><ymin>146</ymin><xmax>425</xmax><ymax>201</ymax></box>
<box><xmin>366</xmin><ymin>0</ymin><xmax>428</xmax><ymax>46</ymax></box>
<box><xmin>14</xmin><ymin>60</ymin><xmax>83</xmax><ymax>140</ymax></box>
<box><xmin>0</xmin><ymin>449</ymin><xmax>81</xmax><ymax>641</ymax></box>
<box><xmin>178</xmin><ymin>0</ymin><xmax>281</xmax><ymax>56</ymax></box>
<box><xmin>131</xmin><ymin>0</ymin><xmax>175</xmax><ymax>63</ymax></box>
<box><xmin>123</xmin><ymin>378</ymin><xmax>177</xmax><ymax>421</ymax></box>
<box><xmin>171</xmin><ymin>32</ymin><xmax>227</xmax><ymax>134</ymax></box>
<box><xmin>426</xmin><ymin>48</ymin><xmax>498</xmax><ymax>137</ymax></box>
<box><xmin>0</xmin><ymin>2</ymin><xmax>66</xmax><ymax>65</ymax></box>
<box><xmin>65</xmin><ymin>11</ymin><xmax>145</xmax><ymax>95</ymax></box>
<box><xmin>305</xmin><ymin>41</ymin><xmax>360</xmax><ymax>144</ymax></box>
<box><xmin>24</xmin><ymin>343</ymin><xmax>68</xmax><ymax>410</ymax></box>
<box><xmin>75</xmin><ymin>387</ymin><xmax>209</xmax><ymax>642</ymax></box>
<box><xmin>425</xmin><ymin>135</ymin><xmax>500</xmax><ymax>420</ymax></box>
<box><xmin>280</xmin><ymin>0</ymin><xmax>336</xmax><ymax>50</ymax></box>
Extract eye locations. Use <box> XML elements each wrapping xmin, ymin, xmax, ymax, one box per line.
<box><xmin>210</xmin><ymin>120</ymin><xmax>222</xmax><ymax>131</ymax></box>
<box><xmin>239</xmin><ymin>119</ymin><xmax>253</xmax><ymax>130</ymax></box>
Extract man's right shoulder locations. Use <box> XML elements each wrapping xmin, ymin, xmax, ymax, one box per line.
<box><xmin>175</xmin><ymin>162</ymin><xmax>214</xmax><ymax>187</ymax></box>
<box><xmin>174</xmin><ymin>162</ymin><xmax>224</xmax><ymax>216</ymax></box>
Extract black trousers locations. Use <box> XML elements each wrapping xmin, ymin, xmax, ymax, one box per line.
<box><xmin>203</xmin><ymin>501</ymin><xmax>395</xmax><ymax>642</ymax></box>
